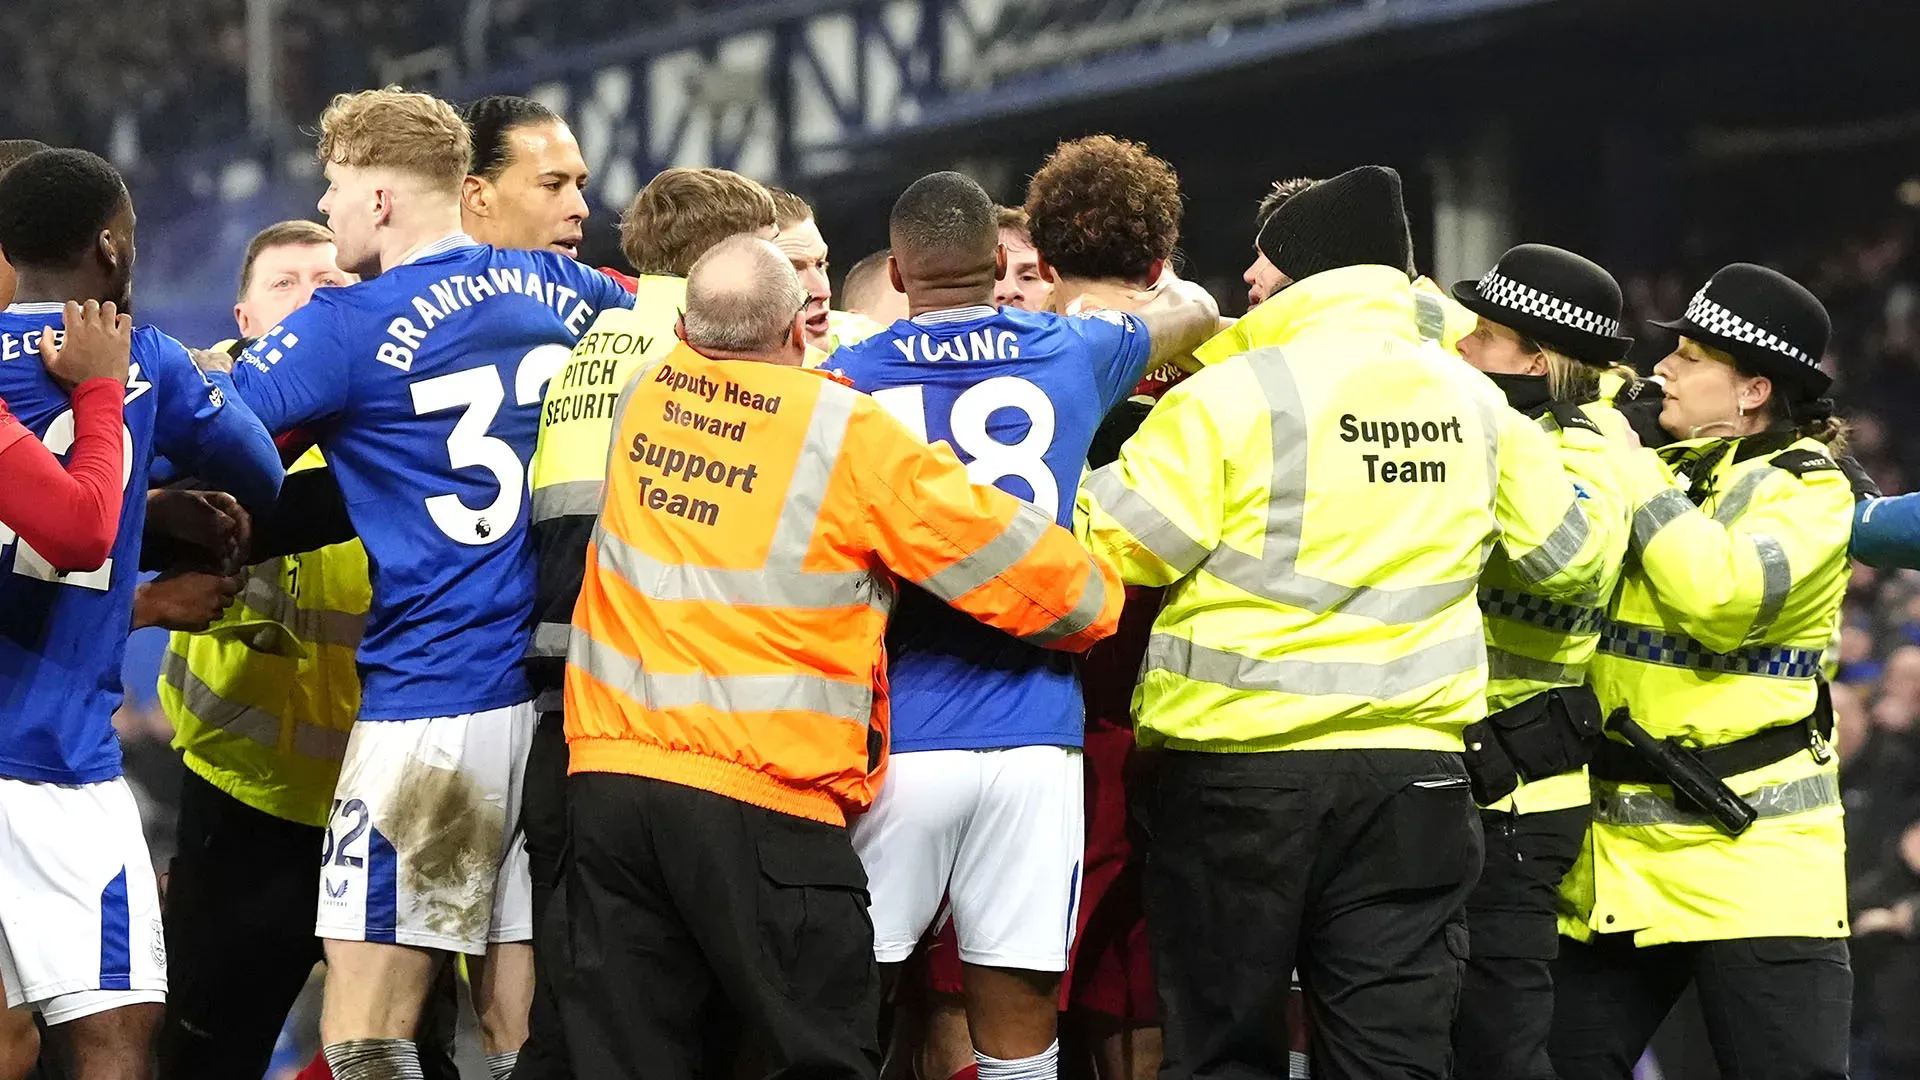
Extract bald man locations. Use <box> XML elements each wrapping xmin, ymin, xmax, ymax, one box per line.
<box><xmin>556</xmin><ymin>231</ymin><xmax>1124</xmax><ymax>1079</ymax></box>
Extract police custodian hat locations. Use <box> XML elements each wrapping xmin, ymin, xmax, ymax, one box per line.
<box><xmin>1450</xmin><ymin>244</ymin><xmax>1634</xmax><ymax>367</ymax></box>
<box><xmin>1650</xmin><ymin>263</ymin><xmax>1832</xmax><ymax>399</ymax></box>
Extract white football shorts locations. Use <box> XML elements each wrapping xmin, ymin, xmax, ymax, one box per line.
<box><xmin>852</xmin><ymin>745</ymin><xmax>1084</xmax><ymax>972</ymax></box>
<box><xmin>0</xmin><ymin>776</ymin><xmax>166</xmax><ymax>1024</ymax></box>
<box><xmin>315</xmin><ymin>701</ymin><xmax>536</xmax><ymax>955</ymax></box>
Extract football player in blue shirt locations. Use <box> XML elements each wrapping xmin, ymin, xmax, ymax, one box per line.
<box><xmin>832</xmin><ymin>171</ymin><xmax>1217</xmax><ymax>1080</ymax></box>
<box><xmin>225</xmin><ymin>89</ymin><xmax>634</xmax><ymax>1080</ymax></box>
<box><xmin>0</xmin><ymin>148</ymin><xmax>285</xmax><ymax>1080</ymax></box>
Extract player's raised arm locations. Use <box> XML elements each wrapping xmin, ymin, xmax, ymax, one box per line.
<box><xmin>149</xmin><ymin>330</ymin><xmax>283</xmax><ymax>508</ymax></box>
<box><xmin>228</xmin><ymin>294</ymin><xmax>352</xmax><ymax>438</ymax></box>
<box><xmin>1131</xmin><ymin>274</ymin><xmax>1221</xmax><ymax>375</ymax></box>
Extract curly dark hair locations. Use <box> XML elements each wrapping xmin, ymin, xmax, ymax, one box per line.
<box><xmin>1023</xmin><ymin>135</ymin><xmax>1180</xmax><ymax>283</ymax></box>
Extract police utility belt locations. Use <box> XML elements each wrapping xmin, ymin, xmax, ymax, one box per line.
<box><xmin>1463</xmin><ymin>685</ymin><xmax>1603</xmax><ymax>806</ymax></box>
<box><xmin>1589</xmin><ymin>682</ymin><xmax>1836</xmax><ymax>836</ymax></box>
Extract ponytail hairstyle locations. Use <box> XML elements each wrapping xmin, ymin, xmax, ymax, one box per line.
<box><xmin>1728</xmin><ymin>352</ymin><xmax>1849</xmax><ymax>454</ymax></box>
<box><xmin>1510</xmin><ymin>329</ymin><xmax>1636</xmax><ymax>408</ymax></box>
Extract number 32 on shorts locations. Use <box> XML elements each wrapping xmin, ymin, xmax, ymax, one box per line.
<box><xmin>872</xmin><ymin>376</ymin><xmax>1059</xmax><ymax>517</ymax></box>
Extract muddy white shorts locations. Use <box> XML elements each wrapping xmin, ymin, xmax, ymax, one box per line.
<box><xmin>316</xmin><ymin>702</ymin><xmax>536</xmax><ymax>955</ymax></box>
<box><xmin>851</xmin><ymin>745</ymin><xmax>1084</xmax><ymax>972</ymax></box>
<box><xmin>0</xmin><ymin>776</ymin><xmax>167</xmax><ymax>1024</ymax></box>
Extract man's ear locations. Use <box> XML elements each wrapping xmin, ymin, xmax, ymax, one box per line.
<box><xmin>371</xmin><ymin>186</ymin><xmax>395</xmax><ymax>230</ymax></box>
<box><xmin>675</xmin><ymin>313</ymin><xmax>689</xmax><ymax>343</ymax></box>
<box><xmin>95</xmin><ymin>229</ymin><xmax>120</xmax><ymax>278</ymax></box>
<box><xmin>234</xmin><ymin>303</ymin><xmax>250</xmax><ymax>339</ymax></box>
<box><xmin>995</xmin><ymin>242</ymin><xmax>1009</xmax><ymax>281</ymax></box>
<box><xmin>1144</xmin><ymin>257</ymin><xmax>1166</xmax><ymax>287</ymax></box>
<box><xmin>460</xmin><ymin>174</ymin><xmax>490</xmax><ymax>218</ymax></box>
<box><xmin>888</xmin><ymin>256</ymin><xmax>904</xmax><ymax>296</ymax></box>
<box><xmin>1034</xmin><ymin>253</ymin><xmax>1057</xmax><ymax>284</ymax></box>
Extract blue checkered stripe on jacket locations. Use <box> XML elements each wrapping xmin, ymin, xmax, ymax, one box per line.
<box><xmin>1479</xmin><ymin>587</ymin><xmax>1605</xmax><ymax>636</ymax></box>
<box><xmin>1597</xmin><ymin>620</ymin><xmax>1823</xmax><ymax>679</ymax></box>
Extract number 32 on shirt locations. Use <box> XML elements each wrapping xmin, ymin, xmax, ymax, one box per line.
<box><xmin>872</xmin><ymin>376</ymin><xmax>1059</xmax><ymax>519</ymax></box>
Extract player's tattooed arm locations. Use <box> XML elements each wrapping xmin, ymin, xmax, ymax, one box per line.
<box><xmin>1132</xmin><ymin>275</ymin><xmax>1221</xmax><ymax>374</ymax></box>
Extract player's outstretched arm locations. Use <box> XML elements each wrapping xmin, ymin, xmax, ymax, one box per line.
<box><xmin>853</xmin><ymin>396</ymin><xmax>1123</xmax><ymax>652</ymax></box>
<box><xmin>1132</xmin><ymin>275</ymin><xmax>1221</xmax><ymax>375</ymax></box>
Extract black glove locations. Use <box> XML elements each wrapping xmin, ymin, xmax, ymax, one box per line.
<box><xmin>1089</xmin><ymin>397</ymin><xmax>1155</xmax><ymax>469</ymax></box>
<box><xmin>1615</xmin><ymin>377</ymin><xmax>1673</xmax><ymax>448</ymax></box>
<box><xmin>1837</xmin><ymin>451</ymin><xmax>1882</xmax><ymax>502</ymax></box>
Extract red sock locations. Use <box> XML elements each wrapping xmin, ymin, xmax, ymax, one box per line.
<box><xmin>946</xmin><ymin>1066</ymin><xmax>979</xmax><ymax>1080</ymax></box>
<box><xmin>294</xmin><ymin>1051</ymin><xmax>334</xmax><ymax>1080</ymax></box>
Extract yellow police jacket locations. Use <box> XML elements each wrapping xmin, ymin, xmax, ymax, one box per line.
<box><xmin>1477</xmin><ymin>400</ymin><xmax>1633</xmax><ymax>815</ymax></box>
<box><xmin>1560</xmin><ymin>431</ymin><xmax>1853</xmax><ymax>944</ymax></box>
<box><xmin>161</xmin><ymin>447</ymin><xmax>368</xmax><ymax>828</ymax></box>
<box><xmin>1075</xmin><ymin>265</ymin><xmax>1613</xmax><ymax>753</ymax></box>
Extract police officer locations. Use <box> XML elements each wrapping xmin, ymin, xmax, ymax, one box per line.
<box><xmin>1447</xmin><ymin>245</ymin><xmax>1639</xmax><ymax>1079</ymax></box>
<box><xmin>1549</xmin><ymin>265</ymin><xmax>1853</xmax><ymax>1080</ymax></box>
<box><xmin>1075</xmin><ymin>166</ymin><xmax>1617</xmax><ymax>1080</ymax></box>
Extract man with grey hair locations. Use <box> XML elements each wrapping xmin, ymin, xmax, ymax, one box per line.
<box><xmin>675</xmin><ymin>233</ymin><xmax>810</xmax><ymax>361</ymax></box>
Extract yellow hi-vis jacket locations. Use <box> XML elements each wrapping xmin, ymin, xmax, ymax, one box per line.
<box><xmin>1560</xmin><ymin>432</ymin><xmax>1853</xmax><ymax>945</ymax></box>
<box><xmin>1477</xmin><ymin>399</ymin><xmax>1633</xmax><ymax>815</ymax></box>
<box><xmin>528</xmin><ymin>275</ymin><xmax>688</xmax><ymax>708</ymax></box>
<box><xmin>160</xmin><ymin>447</ymin><xmax>368</xmax><ymax>827</ymax></box>
<box><xmin>1194</xmin><ymin>274</ymin><xmax>1476</xmax><ymax>366</ymax></box>
<box><xmin>1075</xmin><ymin>265</ymin><xmax>1613</xmax><ymax>753</ymax></box>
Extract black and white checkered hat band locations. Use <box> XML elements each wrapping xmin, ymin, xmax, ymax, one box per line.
<box><xmin>1681</xmin><ymin>289</ymin><xmax>1815</xmax><ymax>366</ymax></box>
<box><xmin>1476</xmin><ymin>270</ymin><xmax>1620</xmax><ymax>338</ymax></box>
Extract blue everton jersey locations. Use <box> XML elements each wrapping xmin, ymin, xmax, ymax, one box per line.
<box><xmin>232</xmin><ymin>237</ymin><xmax>633</xmax><ymax>721</ymax></box>
<box><xmin>833</xmin><ymin>304</ymin><xmax>1152</xmax><ymax>751</ymax></box>
<box><xmin>0</xmin><ymin>304</ymin><xmax>283</xmax><ymax>784</ymax></box>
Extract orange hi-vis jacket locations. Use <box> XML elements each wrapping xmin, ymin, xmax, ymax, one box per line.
<box><xmin>566</xmin><ymin>343</ymin><xmax>1125</xmax><ymax>826</ymax></box>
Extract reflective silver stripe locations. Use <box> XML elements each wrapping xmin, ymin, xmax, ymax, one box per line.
<box><xmin>1082</xmin><ymin>467</ymin><xmax>1210</xmax><ymax>573</ymax></box>
<box><xmin>238</xmin><ymin>565</ymin><xmax>363</xmax><ymax>649</ymax></box>
<box><xmin>1026</xmin><ymin>557</ymin><xmax>1111</xmax><ymax>645</ymax></box>
<box><xmin>1749</xmin><ymin>533</ymin><xmax>1791</xmax><ymax>640</ymax></box>
<box><xmin>528</xmin><ymin>620</ymin><xmax>573</xmax><ymax>660</ymax></box>
<box><xmin>1200</xmin><ymin>349</ymin><xmax>1481</xmax><ymax>624</ymax></box>
<box><xmin>1631</xmin><ymin>488</ymin><xmax>1693</xmax><ymax>555</ymax></box>
<box><xmin>919</xmin><ymin>499</ymin><xmax>1054</xmax><ymax>602</ymax></box>
<box><xmin>1145</xmin><ymin>631</ymin><xmax>1485</xmax><ymax>700</ymax></box>
<box><xmin>1592</xmin><ymin>770</ymin><xmax>1838</xmax><ymax>827</ymax></box>
<box><xmin>569</xmin><ymin>633</ymin><xmax>872</xmax><ymax>726</ymax></box>
<box><xmin>593</xmin><ymin>524</ymin><xmax>885</xmax><ymax>610</ymax></box>
<box><xmin>1510</xmin><ymin>498</ymin><xmax>1591</xmax><ymax>587</ymax></box>
<box><xmin>160</xmin><ymin>651</ymin><xmax>350</xmax><ymax>762</ymax></box>
<box><xmin>1486</xmin><ymin>646</ymin><xmax>1580</xmax><ymax>687</ymax></box>
<box><xmin>1413</xmin><ymin>290</ymin><xmax>1448</xmax><ymax>344</ymax></box>
<box><xmin>766</xmin><ymin>380</ymin><xmax>856</xmax><ymax>573</ymax></box>
<box><xmin>294</xmin><ymin>723</ymin><xmax>351</xmax><ymax>760</ymax></box>
<box><xmin>1710</xmin><ymin>466</ymin><xmax>1776</xmax><ymax>526</ymax></box>
<box><xmin>532</xmin><ymin>479</ymin><xmax>605</xmax><ymax>523</ymax></box>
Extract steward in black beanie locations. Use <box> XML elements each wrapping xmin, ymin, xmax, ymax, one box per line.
<box><xmin>1254</xmin><ymin>165</ymin><xmax>1413</xmax><ymax>284</ymax></box>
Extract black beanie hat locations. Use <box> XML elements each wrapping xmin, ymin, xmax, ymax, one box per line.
<box><xmin>1255</xmin><ymin>165</ymin><xmax>1413</xmax><ymax>283</ymax></box>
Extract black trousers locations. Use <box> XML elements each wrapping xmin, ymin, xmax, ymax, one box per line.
<box><xmin>1142</xmin><ymin>748</ymin><xmax>1484</xmax><ymax>1080</ymax></box>
<box><xmin>1450</xmin><ymin>803</ymin><xmax>1589</xmax><ymax>1080</ymax></box>
<box><xmin>158</xmin><ymin>767</ymin><xmax>463</xmax><ymax>1080</ymax></box>
<box><xmin>556</xmin><ymin>772</ymin><xmax>881</xmax><ymax>1080</ymax></box>
<box><xmin>516</xmin><ymin>710</ymin><xmax>573</xmax><ymax>1080</ymax></box>
<box><xmin>159</xmin><ymin>769</ymin><xmax>327</xmax><ymax>1080</ymax></box>
<box><xmin>1549</xmin><ymin>933</ymin><xmax>1852</xmax><ymax>1080</ymax></box>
